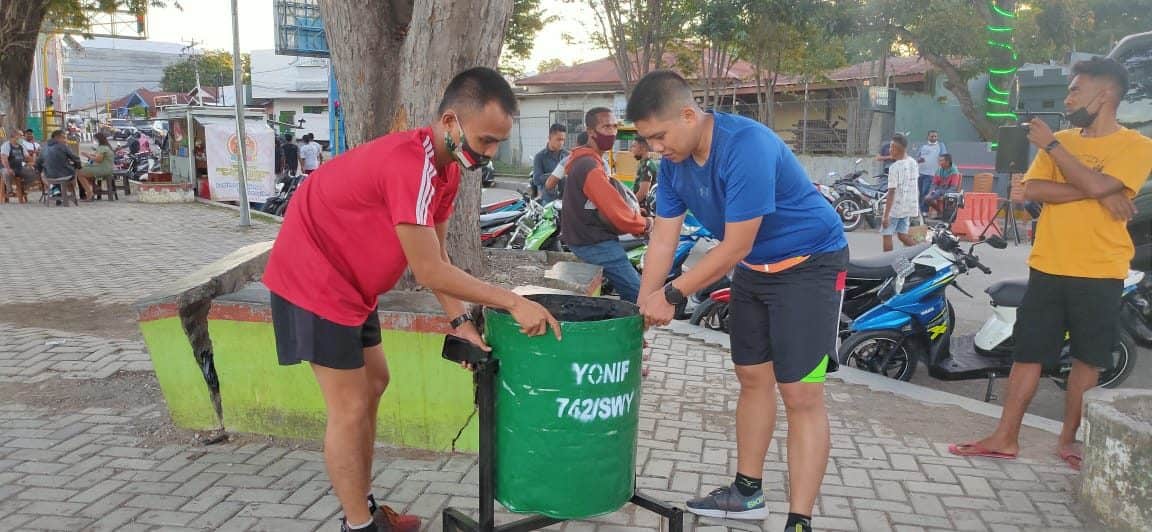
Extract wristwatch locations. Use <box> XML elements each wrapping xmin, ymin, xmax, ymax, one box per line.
<box><xmin>1044</xmin><ymin>139</ymin><xmax>1061</xmax><ymax>153</ymax></box>
<box><xmin>450</xmin><ymin>314</ymin><xmax>473</xmax><ymax>330</ymax></box>
<box><xmin>663</xmin><ymin>283</ymin><xmax>686</xmax><ymax>306</ymax></box>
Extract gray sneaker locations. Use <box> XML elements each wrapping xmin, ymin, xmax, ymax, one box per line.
<box><xmin>685</xmin><ymin>483</ymin><xmax>769</xmax><ymax>519</ymax></box>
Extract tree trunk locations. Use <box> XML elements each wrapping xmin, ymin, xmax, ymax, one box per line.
<box><xmin>319</xmin><ymin>0</ymin><xmax>513</xmax><ymax>279</ymax></box>
<box><xmin>0</xmin><ymin>1</ymin><xmax>48</xmax><ymax>132</ymax></box>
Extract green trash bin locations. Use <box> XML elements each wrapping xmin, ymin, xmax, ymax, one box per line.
<box><xmin>484</xmin><ymin>294</ymin><xmax>644</xmax><ymax>520</ymax></box>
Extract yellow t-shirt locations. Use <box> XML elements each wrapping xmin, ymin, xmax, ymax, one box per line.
<box><xmin>1025</xmin><ymin>127</ymin><xmax>1152</xmax><ymax>279</ymax></box>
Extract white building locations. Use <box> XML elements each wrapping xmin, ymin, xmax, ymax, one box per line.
<box><xmin>249</xmin><ymin>49</ymin><xmax>329</xmax><ymax>142</ymax></box>
<box><xmin>61</xmin><ymin>37</ymin><xmax>188</xmax><ymax>113</ymax></box>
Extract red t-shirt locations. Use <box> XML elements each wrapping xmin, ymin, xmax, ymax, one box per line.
<box><xmin>263</xmin><ymin>127</ymin><xmax>460</xmax><ymax>326</ymax></box>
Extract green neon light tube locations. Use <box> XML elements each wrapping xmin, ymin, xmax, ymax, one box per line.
<box><xmin>987</xmin><ymin>82</ymin><xmax>1010</xmax><ymax>95</ymax></box>
<box><xmin>986</xmin><ymin>112</ymin><xmax>1019</xmax><ymax>119</ymax></box>
<box><xmin>989</xmin><ymin>67</ymin><xmax>1018</xmax><ymax>75</ymax></box>
<box><xmin>990</xmin><ymin>2</ymin><xmax>1016</xmax><ymax>18</ymax></box>
<box><xmin>987</xmin><ymin>26</ymin><xmax>1013</xmax><ymax>32</ymax></box>
<box><xmin>987</xmin><ymin>97</ymin><xmax>1010</xmax><ymax>106</ymax></box>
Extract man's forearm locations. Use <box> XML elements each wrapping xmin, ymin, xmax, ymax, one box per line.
<box><xmin>669</xmin><ymin>240</ymin><xmax>746</xmax><ymax>295</ymax></box>
<box><xmin>638</xmin><ymin>238</ymin><xmax>677</xmax><ymax>300</ymax></box>
<box><xmin>416</xmin><ymin>261</ymin><xmax>521</xmax><ymax>311</ymax></box>
<box><xmin>1023</xmin><ymin>180</ymin><xmax>1089</xmax><ymax>204</ymax></box>
<box><xmin>1049</xmin><ymin>146</ymin><xmax>1125</xmax><ymax>198</ymax></box>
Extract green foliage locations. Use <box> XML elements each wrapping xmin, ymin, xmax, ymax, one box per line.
<box><xmin>499</xmin><ymin>0</ymin><xmax>556</xmax><ymax>78</ymax></box>
<box><xmin>537</xmin><ymin>58</ymin><xmax>569</xmax><ymax>73</ymax></box>
<box><xmin>45</xmin><ymin>0</ymin><xmax>177</xmax><ymax>34</ymax></box>
<box><xmin>161</xmin><ymin>50</ymin><xmax>250</xmax><ymax>93</ymax></box>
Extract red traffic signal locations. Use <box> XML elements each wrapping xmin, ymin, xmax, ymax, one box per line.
<box><xmin>45</xmin><ymin>87</ymin><xmax>54</xmax><ymax>107</ymax></box>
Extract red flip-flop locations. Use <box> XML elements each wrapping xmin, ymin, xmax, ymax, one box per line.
<box><xmin>1057</xmin><ymin>449</ymin><xmax>1082</xmax><ymax>471</ymax></box>
<box><xmin>948</xmin><ymin>442</ymin><xmax>1018</xmax><ymax>460</ymax></box>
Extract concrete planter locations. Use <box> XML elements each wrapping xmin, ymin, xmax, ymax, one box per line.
<box><xmin>135</xmin><ymin>242</ymin><xmax>603</xmax><ymax>451</ymax></box>
<box><xmin>1080</xmin><ymin>388</ymin><xmax>1152</xmax><ymax>532</ymax></box>
<box><xmin>131</xmin><ymin>181</ymin><xmax>195</xmax><ymax>203</ymax></box>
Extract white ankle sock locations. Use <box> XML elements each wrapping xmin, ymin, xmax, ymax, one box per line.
<box><xmin>349</xmin><ymin>518</ymin><xmax>374</xmax><ymax>530</ymax></box>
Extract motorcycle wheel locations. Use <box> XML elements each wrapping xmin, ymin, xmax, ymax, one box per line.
<box><xmin>838</xmin><ymin>330</ymin><xmax>917</xmax><ymax>381</ymax></box>
<box><xmin>1053</xmin><ymin>331</ymin><xmax>1137</xmax><ymax>390</ymax></box>
<box><xmin>836</xmin><ymin>198</ymin><xmax>863</xmax><ymax>232</ymax></box>
<box><xmin>690</xmin><ymin>299</ymin><xmax>729</xmax><ymax>333</ymax></box>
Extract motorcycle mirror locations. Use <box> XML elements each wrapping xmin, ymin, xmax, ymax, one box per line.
<box><xmin>983</xmin><ymin>235</ymin><xmax>1009</xmax><ymax>249</ymax></box>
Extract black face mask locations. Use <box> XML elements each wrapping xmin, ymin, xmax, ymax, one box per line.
<box><xmin>1065</xmin><ymin>106</ymin><xmax>1099</xmax><ymax>129</ymax></box>
<box><xmin>633</xmin><ymin>154</ymin><xmax>643</xmax><ymax>161</ymax></box>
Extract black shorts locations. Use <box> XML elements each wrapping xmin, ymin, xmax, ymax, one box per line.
<box><xmin>729</xmin><ymin>248</ymin><xmax>848</xmax><ymax>383</ymax></box>
<box><xmin>1013</xmin><ymin>269</ymin><xmax>1121</xmax><ymax>369</ymax></box>
<box><xmin>270</xmin><ymin>292</ymin><xmax>382</xmax><ymax>370</ymax></box>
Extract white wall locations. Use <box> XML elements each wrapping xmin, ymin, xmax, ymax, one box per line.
<box><xmin>511</xmin><ymin>92</ymin><xmax>620</xmax><ymax>167</ymax></box>
<box><xmin>250</xmin><ymin>49</ymin><xmax>329</xmax><ymax>100</ymax></box>
<box><xmin>269</xmin><ymin>98</ymin><xmax>328</xmax><ymax>142</ymax></box>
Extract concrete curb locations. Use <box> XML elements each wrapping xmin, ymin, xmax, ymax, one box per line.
<box><xmin>194</xmin><ymin>198</ymin><xmax>284</xmax><ymax>224</ymax></box>
<box><xmin>663</xmin><ymin>320</ymin><xmax>1065</xmax><ymax>436</ymax></box>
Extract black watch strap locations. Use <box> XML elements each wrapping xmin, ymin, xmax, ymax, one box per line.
<box><xmin>450</xmin><ymin>314</ymin><xmax>473</xmax><ymax>329</ymax></box>
<box><xmin>1044</xmin><ymin>139</ymin><xmax>1061</xmax><ymax>152</ymax></box>
<box><xmin>664</xmin><ymin>283</ymin><xmax>686</xmax><ymax>305</ymax></box>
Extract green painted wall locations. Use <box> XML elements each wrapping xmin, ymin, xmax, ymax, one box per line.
<box><xmin>139</xmin><ymin>317</ymin><xmax>479</xmax><ymax>451</ymax></box>
<box><xmin>139</xmin><ymin>318</ymin><xmax>220</xmax><ymax>430</ymax></box>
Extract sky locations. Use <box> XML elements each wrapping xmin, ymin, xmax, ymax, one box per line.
<box><xmin>145</xmin><ymin>0</ymin><xmax>606</xmax><ymax>74</ymax></box>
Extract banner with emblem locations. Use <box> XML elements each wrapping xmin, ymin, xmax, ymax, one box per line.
<box><xmin>203</xmin><ymin>117</ymin><xmax>276</xmax><ymax>202</ymax></box>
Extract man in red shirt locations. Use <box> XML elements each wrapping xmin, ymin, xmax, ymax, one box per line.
<box><xmin>263</xmin><ymin>67</ymin><xmax>560</xmax><ymax>532</ymax></box>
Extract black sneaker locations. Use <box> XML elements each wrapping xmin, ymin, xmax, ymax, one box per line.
<box><xmin>685</xmin><ymin>483</ymin><xmax>769</xmax><ymax>520</ymax></box>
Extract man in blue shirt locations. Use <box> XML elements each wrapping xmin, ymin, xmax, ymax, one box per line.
<box><xmin>531</xmin><ymin>123</ymin><xmax>568</xmax><ymax>203</ymax></box>
<box><xmin>627</xmin><ymin>71</ymin><xmax>847</xmax><ymax>532</ymax></box>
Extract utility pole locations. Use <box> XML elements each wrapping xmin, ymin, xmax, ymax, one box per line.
<box><xmin>230</xmin><ymin>0</ymin><xmax>251</xmax><ymax>227</ymax></box>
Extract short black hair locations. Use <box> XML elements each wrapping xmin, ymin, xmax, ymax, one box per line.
<box><xmin>50</xmin><ymin>130</ymin><xmax>65</xmax><ymax>140</ymax></box>
<box><xmin>24</xmin><ymin>129</ymin><xmax>33</xmax><ymax>134</ymax></box>
<box><xmin>283</xmin><ymin>132</ymin><xmax>293</xmax><ymax>141</ymax></box>
<box><xmin>891</xmin><ymin>134</ymin><xmax>907</xmax><ymax>149</ymax></box>
<box><xmin>585</xmin><ymin>107</ymin><xmax>612</xmax><ymax>131</ymax></box>
<box><xmin>437</xmin><ymin>67</ymin><xmax>518</xmax><ymax>116</ymax></box>
<box><xmin>927</xmin><ymin>130</ymin><xmax>939</xmax><ymax>135</ymax></box>
<box><xmin>626</xmin><ymin>70</ymin><xmax>694</xmax><ymax>122</ymax></box>
<box><xmin>939</xmin><ymin>153</ymin><xmax>953</xmax><ymax>166</ymax></box>
<box><xmin>576</xmin><ymin>131</ymin><xmax>589</xmax><ymax>145</ymax></box>
<box><xmin>634</xmin><ymin>136</ymin><xmax>650</xmax><ymax>148</ymax></box>
<box><xmin>1072</xmin><ymin>57</ymin><xmax>1130</xmax><ymax>103</ymax></box>
<box><xmin>548</xmin><ymin>123</ymin><xmax>567</xmax><ymax>135</ymax></box>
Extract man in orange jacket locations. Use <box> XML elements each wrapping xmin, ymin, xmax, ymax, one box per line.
<box><xmin>560</xmin><ymin>107</ymin><xmax>651</xmax><ymax>302</ymax></box>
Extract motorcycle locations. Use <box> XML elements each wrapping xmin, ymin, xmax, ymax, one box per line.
<box><xmin>261</xmin><ymin>172</ymin><xmax>304</xmax><ymax>216</ymax></box>
<box><xmin>689</xmin><ymin>243</ymin><xmax>932</xmax><ymax>335</ymax></box>
<box><xmin>838</xmin><ymin>227</ymin><xmax>1137</xmax><ymax>400</ymax></box>
<box><xmin>607</xmin><ymin>212</ymin><xmax>719</xmax><ymax>302</ymax></box>
<box><xmin>505</xmin><ymin>198</ymin><xmax>564</xmax><ymax>251</ymax></box>
<box><xmin>829</xmin><ymin>161</ymin><xmax>887</xmax><ymax>232</ymax></box>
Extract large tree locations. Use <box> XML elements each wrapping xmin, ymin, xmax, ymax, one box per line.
<box><xmin>578</xmin><ymin>0</ymin><xmax>695</xmax><ymax>93</ymax></box>
<box><xmin>499</xmin><ymin>0</ymin><xmax>554</xmax><ymax>77</ymax></box>
<box><xmin>319</xmin><ymin>0</ymin><xmax>514</xmax><ymax>277</ymax></box>
<box><xmin>863</xmin><ymin>0</ymin><xmax>1151</xmax><ymax>141</ymax></box>
<box><xmin>0</xmin><ymin>1</ymin><xmax>171</xmax><ymax>131</ymax></box>
<box><xmin>161</xmin><ymin>50</ymin><xmax>250</xmax><ymax>93</ymax></box>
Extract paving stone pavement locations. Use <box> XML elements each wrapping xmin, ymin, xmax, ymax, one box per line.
<box><xmin>0</xmin><ymin>201</ymin><xmax>279</xmax><ymax>305</ymax></box>
<box><xmin>0</xmin><ymin>200</ymin><xmax>1099</xmax><ymax>531</ymax></box>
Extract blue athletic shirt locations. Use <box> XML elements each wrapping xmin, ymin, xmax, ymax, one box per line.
<box><xmin>655</xmin><ymin>112</ymin><xmax>846</xmax><ymax>265</ymax></box>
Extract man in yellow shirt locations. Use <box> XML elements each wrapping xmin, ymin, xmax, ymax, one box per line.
<box><xmin>951</xmin><ymin>57</ymin><xmax>1152</xmax><ymax>470</ymax></box>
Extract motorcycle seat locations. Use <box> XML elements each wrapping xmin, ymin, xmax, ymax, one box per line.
<box><xmin>986</xmin><ymin>278</ymin><xmax>1028</xmax><ymax>307</ymax></box>
<box><xmin>479</xmin><ymin>210</ymin><xmax>521</xmax><ymax>228</ymax></box>
<box><xmin>846</xmin><ymin>243</ymin><xmax>931</xmax><ymax>279</ymax></box>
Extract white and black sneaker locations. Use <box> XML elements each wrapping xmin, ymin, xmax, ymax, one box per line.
<box><xmin>685</xmin><ymin>483</ymin><xmax>769</xmax><ymax>520</ymax></box>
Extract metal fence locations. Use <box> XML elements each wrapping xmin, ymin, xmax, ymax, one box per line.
<box><xmin>720</xmin><ymin>92</ymin><xmax>872</xmax><ymax>155</ymax></box>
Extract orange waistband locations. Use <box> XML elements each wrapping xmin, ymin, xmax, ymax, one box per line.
<box><xmin>741</xmin><ymin>255</ymin><xmax>810</xmax><ymax>274</ymax></box>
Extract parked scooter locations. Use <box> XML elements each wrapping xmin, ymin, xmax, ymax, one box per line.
<box><xmin>838</xmin><ymin>227</ymin><xmax>1137</xmax><ymax>400</ymax></box>
<box><xmin>261</xmin><ymin>172</ymin><xmax>305</xmax><ymax>217</ymax></box>
<box><xmin>505</xmin><ymin>198</ymin><xmax>564</xmax><ymax>251</ymax></box>
<box><xmin>828</xmin><ymin>159</ymin><xmax>887</xmax><ymax>231</ymax></box>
